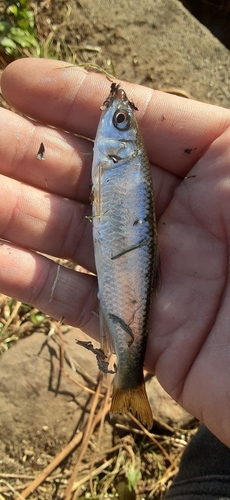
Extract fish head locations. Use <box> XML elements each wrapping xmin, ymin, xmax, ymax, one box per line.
<box><xmin>96</xmin><ymin>83</ymin><xmax>138</xmax><ymax>145</ymax></box>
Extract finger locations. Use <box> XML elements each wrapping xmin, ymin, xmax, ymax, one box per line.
<box><xmin>0</xmin><ymin>107</ymin><xmax>93</xmax><ymax>202</ymax></box>
<box><xmin>0</xmin><ymin>108</ymin><xmax>179</xmax><ymax>219</ymax></box>
<box><xmin>0</xmin><ymin>175</ymin><xmax>94</xmax><ymax>271</ymax></box>
<box><xmin>2</xmin><ymin>58</ymin><xmax>230</xmax><ymax>176</ymax></box>
<box><xmin>0</xmin><ymin>241</ymin><xmax>99</xmax><ymax>338</ymax></box>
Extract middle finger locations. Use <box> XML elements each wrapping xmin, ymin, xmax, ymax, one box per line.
<box><xmin>0</xmin><ymin>174</ymin><xmax>95</xmax><ymax>271</ymax></box>
<box><xmin>0</xmin><ymin>107</ymin><xmax>93</xmax><ymax>202</ymax></box>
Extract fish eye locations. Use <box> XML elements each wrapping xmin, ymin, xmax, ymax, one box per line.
<box><xmin>112</xmin><ymin>109</ymin><xmax>131</xmax><ymax>131</ymax></box>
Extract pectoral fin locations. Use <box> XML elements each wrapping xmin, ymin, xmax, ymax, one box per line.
<box><xmin>99</xmin><ymin>306</ymin><xmax>115</xmax><ymax>356</ymax></box>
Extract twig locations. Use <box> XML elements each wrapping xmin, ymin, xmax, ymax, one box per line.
<box><xmin>71</xmin><ymin>401</ymin><xmax>111</xmax><ymax>499</ymax></box>
<box><xmin>151</xmin><ymin>415</ymin><xmax>175</xmax><ymax>433</ymax></box>
<box><xmin>128</xmin><ymin>413</ymin><xmax>173</xmax><ymax>464</ymax></box>
<box><xmin>64</xmin><ymin>375</ymin><xmax>104</xmax><ymax>500</ymax></box>
<box><xmin>1</xmin><ymin>300</ymin><xmax>22</xmax><ymax>336</ymax></box>
<box><xmin>14</xmin><ymin>432</ymin><xmax>83</xmax><ymax>500</ymax></box>
<box><xmin>0</xmin><ymin>474</ymin><xmax>35</xmax><ymax>480</ymax></box>
<box><xmin>62</xmin><ymin>368</ymin><xmax>104</xmax><ymax>398</ymax></box>
<box><xmin>71</xmin><ymin>458</ymin><xmax>114</xmax><ymax>492</ymax></box>
<box><xmin>0</xmin><ymin>482</ymin><xmax>31</xmax><ymax>494</ymax></box>
<box><xmin>0</xmin><ymin>480</ymin><xmax>25</xmax><ymax>500</ymax></box>
<box><xmin>89</xmin><ymin>375</ymin><xmax>113</xmax><ymax>497</ymax></box>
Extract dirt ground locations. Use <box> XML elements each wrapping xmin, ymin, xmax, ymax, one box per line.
<box><xmin>1</xmin><ymin>0</ymin><xmax>230</xmax><ymax>499</ymax></box>
<box><xmin>32</xmin><ymin>0</ymin><xmax>230</xmax><ymax>107</ymax></box>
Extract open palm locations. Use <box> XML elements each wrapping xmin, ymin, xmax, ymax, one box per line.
<box><xmin>1</xmin><ymin>58</ymin><xmax>230</xmax><ymax>446</ymax></box>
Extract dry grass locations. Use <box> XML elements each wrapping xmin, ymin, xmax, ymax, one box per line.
<box><xmin>0</xmin><ymin>294</ymin><xmax>50</xmax><ymax>354</ymax></box>
<box><xmin>0</xmin><ymin>292</ymin><xmax>198</xmax><ymax>499</ymax></box>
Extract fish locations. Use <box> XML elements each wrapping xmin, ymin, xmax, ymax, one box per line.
<box><xmin>91</xmin><ymin>83</ymin><xmax>159</xmax><ymax>429</ymax></box>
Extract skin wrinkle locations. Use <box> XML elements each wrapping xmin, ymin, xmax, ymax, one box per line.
<box><xmin>31</xmin><ymin>255</ymin><xmax>55</xmax><ymax>310</ymax></box>
<box><xmin>54</xmin><ymin>197</ymin><xmax>94</xmax><ymax>269</ymax></box>
<box><xmin>0</xmin><ymin>173</ymin><xmax>94</xmax><ymax>270</ymax></box>
<box><xmin>55</xmin><ymin>267</ymin><xmax>98</xmax><ymax>332</ymax></box>
<box><xmin>56</xmin><ymin>199</ymin><xmax>86</xmax><ymax>260</ymax></box>
<box><xmin>154</xmin><ymin>170</ymin><xmax>180</xmax><ymax>220</ymax></box>
<box><xmin>142</xmin><ymin>93</ymin><xmax>230</xmax><ymax>176</ymax></box>
<box><xmin>28</xmin><ymin>256</ymin><xmax>93</xmax><ymax>328</ymax></box>
<box><xmin>1</xmin><ymin>179</ymin><xmax>22</xmax><ymax>241</ymax></box>
<box><xmin>5</xmin><ymin>116</ymin><xmax>72</xmax><ymax>195</ymax></box>
<box><xmin>176</xmin><ymin>276</ymin><xmax>228</xmax><ymax>408</ymax></box>
<box><xmin>4</xmin><ymin>181</ymin><xmax>51</xmax><ymax>252</ymax></box>
<box><xmin>191</xmin><ymin>110</ymin><xmax>230</xmax><ymax>168</ymax></box>
<box><xmin>8</xmin><ymin>115</ymin><xmax>31</xmax><ymax>177</ymax></box>
<box><xmin>219</xmin><ymin>196</ymin><xmax>230</xmax><ymax>245</ymax></box>
<box><xmin>33</xmin><ymin>250</ymin><xmax>98</xmax><ymax>333</ymax></box>
<box><xmin>59</xmin><ymin>65</ymin><xmax>88</xmax><ymax>82</ymax></box>
<box><xmin>68</xmin><ymin>145</ymin><xmax>93</xmax><ymax>204</ymax></box>
<box><xmin>168</xmin><ymin>176</ymin><xmax>224</xmax><ymax>244</ymax></box>
<box><xmin>30</xmin><ymin>66</ymin><xmax>108</xmax><ymax>137</ymax></box>
<box><xmin>136</xmin><ymin>94</ymin><xmax>180</xmax><ymax>171</ymax></box>
<box><xmin>36</xmin><ymin>127</ymin><xmax>92</xmax><ymax>201</ymax></box>
<box><xmin>76</xmin><ymin>278</ymin><xmax>99</xmax><ymax>334</ymax></box>
<box><xmin>152</xmin><ymin>224</ymin><xmax>226</xmax><ymax>398</ymax></box>
<box><xmin>8</xmin><ymin>251</ymin><xmax>41</xmax><ymax>302</ymax></box>
<box><xmin>19</xmin><ymin>187</ymin><xmax>51</xmax><ymax>239</ymax></box>
<box><xmin>162</xmin><ymin>317</ymin><xmax>213</xmax><ymax>406</ymax></box>
<box><xmin>20</xmin><ymin>117</ymin><xmax>38</xmax><ymax>168</ymax></box>
<box><xmin>72</xmin><ymin>210</ymin><xmax>95</xmax><ymax>272</ymax></box>
<box><xmin>61</xmin><ymin>68</ymin><xmax>90</xmax><ymax>137</ymax></box>
<box><xmin>0</xmin><ymin>109</ymin><xmax>37</xmax><ymax>181</ymax></box>
<box><xmin>38</xmin><ymin>127</ymin><xmax>93</xmax><ymax>202</ymax></box>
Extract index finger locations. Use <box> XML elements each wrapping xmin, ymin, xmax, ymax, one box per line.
<box><xmin>2</xmin><ymin>58</ymin><xmax>230</xmax><ymax>177</ymax></box>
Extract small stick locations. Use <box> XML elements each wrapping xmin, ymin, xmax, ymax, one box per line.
<box><xmin>71</xmin><ymin>458</ymin><xmax>114</xmax><ymax>492</ymax></box>
<box><xmin>71</xmin><ymin>398</ymin><xmax>111</xmax><ymax>500</ymax></box>
<box><xmin>1</xmin><ymin>300</ymin><xmax>22</xmax><ymax>336</ymax></box>
<box><xmin>89</xmin><ymin>376</ymin><xmax>113</xmax><ymax>496</ymax></box>
<box><xmin>128</xmin><ymin>412</ymin><xmax>173</xmax><ymax>464</ymax></box>
<box><xmin>64</xmin><ymin>376</ymin><xmax>104</xmax><ymax>500</ymax></box>
<box><xmin>62</xmin><ymin>368</ymin><xmax>104</xmax><ymax>398</ymax></box>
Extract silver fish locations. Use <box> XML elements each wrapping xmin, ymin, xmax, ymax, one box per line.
<box><xmin>91</xmin><ymin>83</ymin><xmax>158</xmax><ymax>428</ymax></box>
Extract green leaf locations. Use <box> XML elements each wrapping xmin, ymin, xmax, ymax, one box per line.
<box><xmin>26</xmin><ymin>10</ymin><xmax>35</xmax><ymax>30</ymax></box>
<box><xmin>0</xmin><ymin>20</ymin><xmax>11</xmax><ymax>34</ymax></box>
<box><xmin>9</xmin><ymin>27</ymin><xmax>38</xmax><ymax>48</ymax></box>
<box><xmin>0</xmin><ymin>0</ymin><xmax>38</xmax><ymax>56</ymax></box>
<box><xmin>126</xmin><ymin>465</ymin><xmax>141</xmax><ymax>492</ymax></box>
<box><xmin>0</xmin><ymin>35</ymin><xmax>17</xmax><ymax>49</ymax></box>
<box><xmin>7</xmin><ymin>5</ymin><xmax>18</xmax><ymax>17</ymax></box>
<box><xmin>20</xmin><ymin>0</ymin><xmax>30</xmax><ymax>8</ymax></box>
<box><xmin>30</xmin><ymin>312</ymin><xmax>46</xmax><ymax>324</ymax></box>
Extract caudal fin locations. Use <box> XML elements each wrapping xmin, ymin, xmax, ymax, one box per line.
<box><xmin>110</xmin><ymin>383</ymin><xmax>153</xmax><ymax>429</ymax></box>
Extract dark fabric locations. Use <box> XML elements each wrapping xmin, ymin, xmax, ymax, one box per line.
<box><xmin>165</xmin><ymin>424</ymin><xmax>230</xmax><ymax>499</ymax></box>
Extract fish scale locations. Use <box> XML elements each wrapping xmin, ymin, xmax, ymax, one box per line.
<box><xmin>92</xmin><ymin>83</ymin><xmax>158</xmax><ymax>428</ymax></box>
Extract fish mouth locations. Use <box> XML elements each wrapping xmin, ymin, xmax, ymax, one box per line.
<box><xmin>101</xmin><ymin>82</ymin><xmax>138</xmax><ymax>111</ymax></box>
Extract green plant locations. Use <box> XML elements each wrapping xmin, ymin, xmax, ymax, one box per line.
<box><xmin>0</xmin><ymin>0</ymin><xmax>39</xmax><ymax>56</ymax></box>
<box><xmin>125</xmin><ymin>462</ymin><xmax>142</xmax><ymax>492</ymax></box>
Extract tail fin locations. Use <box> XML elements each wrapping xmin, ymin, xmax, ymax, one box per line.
<box><xmin>110</xmin><ymin>383</ymin><xmax>153</xmax><ymax>429</ymax></box>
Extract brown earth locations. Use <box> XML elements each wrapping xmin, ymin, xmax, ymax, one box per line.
<box><xmin>0</xmin><ymin>0</ymin><xmax>230</xmax><ymax>498</ymax></box>
<box><xmin>32</xmin><ymin>0</ymin><xmax>230</xmax><ymax>107</ymax></box>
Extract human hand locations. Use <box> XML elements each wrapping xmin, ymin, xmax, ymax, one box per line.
<box><xmin>1</xmin><ymin>58</ymin><xmax>230</xmax><ymax>446</ymax></box>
